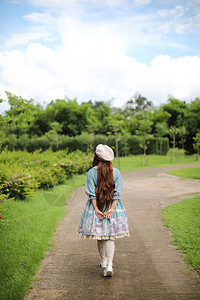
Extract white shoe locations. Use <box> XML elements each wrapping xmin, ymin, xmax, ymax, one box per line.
<box><xmin>99</xmin><ymin>259</ymin><xmax>107</xmax><ymax>268</ymax></box>
<box><xmin>104</xmin><ymin>265</ymin><xmax>114</xmax><ymax>277</ymax></box>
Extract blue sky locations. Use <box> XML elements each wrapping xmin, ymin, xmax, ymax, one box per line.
<box><xmin>0</xmin><ymin>0</ymin><xmax>200</xmax><ymax>109</ymax></box>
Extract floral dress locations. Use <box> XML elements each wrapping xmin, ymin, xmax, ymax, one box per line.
<box><xmin>78</xmin><ymin>167</ymin><xmax>130</xmax><ymax>240</ymax></box>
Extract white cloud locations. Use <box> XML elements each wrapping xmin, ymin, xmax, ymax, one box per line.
<box><xmin>1</xmin><ymin>2</ymin><xmax>200</xmax><ymax>108</ymax></box>
<box><xmin>149</xmin><ymin>55</ymin><xmax>200</xmax><ymax>101</ymax></box>
<box><xmin>157</xmin><ymin>5</ymin><xmax>185</xmax><ymax>18</ymax></box>
<box><xmin>23</xmin><ymin>12</ymin><xmax>55</xmax><ymax>25</ymax></box>
<box><xmin>5</xmin><ymin>31</ymin><xmax>55</xmax><ymax>48</ymax></box>
<box><xmin>19</xmin><ymin>1</ymin><xmax>200</xmax><ymax>54</ymax></box>
<box><xmin>1</xmin><ymin>17</ymin><xmax>200</xmax><ymax>109</ymax></box>
<box><xmin>157</xmin><ymin>5</ymin><xmax>200</xmax><ymax>34</ymax></box>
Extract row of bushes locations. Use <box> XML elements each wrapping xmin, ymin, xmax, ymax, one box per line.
<box><xmin>0</xmin><ymin>136</ymin><xmax>169</xmax><ymax>218</ymax></box>
<box><xmin>1</xmin><ymin>133</ymin><xmax>169</xmax><ymax>155</ymax></box>
<box><xmin>0</xmin><ymin>150</ymin><xmax>93</xmax><ymax>218</ymax></box>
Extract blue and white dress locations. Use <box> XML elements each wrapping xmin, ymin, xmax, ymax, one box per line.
<box><xmin>78</xmin><ymin>167</ymin><xmax>130</xmax><ymax>240</ymax></box>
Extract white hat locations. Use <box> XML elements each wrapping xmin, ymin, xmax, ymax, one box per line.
<box><xmin>95</xmin><ymin>144</ymin><xmax>114</xmax><ymax>161</ymax></box>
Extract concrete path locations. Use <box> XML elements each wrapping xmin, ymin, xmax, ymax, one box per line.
<box><xmin>26</xmin><ymin>164</ymin><xmax>200</xmax><ymax>300</ymax></box>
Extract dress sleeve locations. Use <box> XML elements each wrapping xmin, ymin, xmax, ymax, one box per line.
<box><xmin>113</xmin><ymin>170</ymin><xmax>123</xmax><ymax>200</ymax></box>
<box><xmin>85</xmin><ymin>170</ymin><xmax>96</xmax><ymax>200</ymax></box>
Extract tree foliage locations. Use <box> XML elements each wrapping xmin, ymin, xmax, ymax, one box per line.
<box><xmin>1</xmin><ymin>92</ymin><xmax>200</xmax><ymax>155</ymax></box>
<box><xmin>155</xmin><ymin>122</ymin><xmax>169</xmax><ymax>155</ymax></box>
<box><xmin>193</xmin><ymin>132</ymin><xmax>200</xmax><ymax>159</ymax></box>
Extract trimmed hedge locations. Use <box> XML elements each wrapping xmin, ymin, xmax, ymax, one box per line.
<box><xmin>1</xmin><ymin>134</ymin><xmax>169</xmax><ymax>155</ymax></box>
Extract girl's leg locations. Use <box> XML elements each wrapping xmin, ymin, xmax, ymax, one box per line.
<box><xmin>105</xmin><ymin>239</ymin><xmax>115</xmax><ymax>267</ymax></box>
<box><xmin>104</xmin><ymin>239</ymin><xmax>115</xmax><ymax>276</ymax></box>
<box><xmin>97</xmin><ymin>240</ymin><xmax>107</xmax><ymax>266</ymax></box>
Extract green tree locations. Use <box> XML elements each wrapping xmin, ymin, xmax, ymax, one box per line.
<box><xmin>18</xmin><ymin>134</ymin><xmax>29</xmax><ymax>151</ymax></box>
<box><xmin>0</xmin><ymin>97</ymin><xmax>5</xmax><ymax>148</ymax></box>
<box><xmin>123</xmin><ymin>99</ymin><xmax>135</xmax><ymax>119</ymax></box>
<box><xmin>193</xmin><ymin>133</ymin><xmax>200</xmax><ymax>160</ymax></box>
<box><xmin>129</xmin><ymin>93</ymin><xmax>153</xmax><ymax>114</ymax></box>
<box><xmin>122</xmin><ymin>93</ymin><xmax>153</xmax><ymax>119</ymax></box>
<box><xmin>150</xmin><ymin>107</ymin><xmax>170</xmax><ymax>134</ymax></box>
<box><xmin>4</xmin><ymin>92</ymin><xmax>41</xmax><ymax>138</ymax></box>
<box><xmin>91</xmin><ymin>101</ymin><xmax>112</xmax><ymax>135</ymax></box>
<box><xmin>136</xmin><ymin>118</ymin><xmax>153</xmax><ymax>163</ymax></box>
<box><xmin>155</xmin><ymin>122</ymin><xmax>168</xmax><ymax>155</ymax></box>
<box><xmin>178</xmin><ymin>126</ymin><xmax>186</xmax><ymax>151</ymax></box>
<box><xmin>127</xmin><ymin>116</ymin><xmax>140</xmax><ymax>135</ymax></box>
<box><xmin>163</xmin><ymin>97</ymin><xmax>189</xmax><ymax>153</ymax></box>
<box><xmin>6</xmin><ymin>133</ymin><xmax>18</xmax><ymax>151</ymax></box>
<box><xmin>107</xmin><ymin>115</ymin><xmax>126</xmax><ymax>167</ymax></box>
<box><xmin>169</xmin><ymin>126</ymin><xmax>178</xmax><ymax>160</ymax></box>
<box><xmin>48</xmin><ymin>121</ymin><xmax>63</xmax><ymax>149</ymax></box>
<box><xmin>162</xmin><ymin>97</ymin><xmax>187</xmax><ymax>128</ymax></box>
<box><xmin>183</xmin><ymin>98</ymin><xmax>200</xmax><ymax>153</ymax></box>
<box><xmin>30</xmin><ymin>108</ymin><xmax>51</xmax><ymax>136</ymax></box>
<box><xmin>41</xmin><ymin>98</ymin><xmax>93</xmax><ymax>136</ymax></box>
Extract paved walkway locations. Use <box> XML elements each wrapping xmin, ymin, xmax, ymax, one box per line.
<box><xmin>26</xmin><ymin>164</ymin><xmax>200</xmax><ymax>300</ymax></box>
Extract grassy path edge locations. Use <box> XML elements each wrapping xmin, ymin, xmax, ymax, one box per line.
<box><xmin>162</xmin><ymin>195</ymin><xmax>200</xmax><ymax>275</ymax></box>
<box><xmin>0</xmin><ymin>174</ymin><xmax>87</xmax><ymax>300</ymax></box>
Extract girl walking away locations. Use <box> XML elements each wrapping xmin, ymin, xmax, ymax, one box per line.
<box><xmin>78</xmin><ymin>144</ymin><xmax>130</xmax><ymax>277</ymax></box>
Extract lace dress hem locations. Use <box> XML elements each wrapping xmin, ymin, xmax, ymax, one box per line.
<box><xmin>78</xmin><ymin>232</ymin><xmax>130</xmax><ymax>240</ymax></box>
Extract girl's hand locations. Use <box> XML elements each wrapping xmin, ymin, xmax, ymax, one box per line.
<box><xmin>95</xmin><ymin>208</ymin><xmax>104</xmax><ymax>220</ymax></box>
<box><xmin>104</xmin><ymin>208</ymin><xmax>114</xmax><ymax>219</ymax></box>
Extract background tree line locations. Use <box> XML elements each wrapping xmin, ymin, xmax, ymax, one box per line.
<box><xmin>0</xmin><ymin>91</ymin><xmax>200</xmax><ymax>157</ymax></box>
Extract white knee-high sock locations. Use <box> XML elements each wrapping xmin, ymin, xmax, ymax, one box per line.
<box><xmin>97</xmin><ymin>240</ymin><xmax>106</xmax><ymax>262</ymax></box>
<box><xmin>105</xmin><ymin>240</ymin><xmax>115</xmax><ymax>266</ymax></box>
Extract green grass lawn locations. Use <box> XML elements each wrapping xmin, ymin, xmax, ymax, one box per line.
<box><xmin>162</xmin><ymin>196</ymin><xmax>200</xmax><ymax>274</ymax></box>
<box><xmin>0</xmin><ymin>151</ymin><xmax>199</xmax><ymax>299</ymax></box>
<box><xmin>167</xmin><ymin>166</ymin><xmax>200</xmax><ymax>179</ymax></box>
<box><xmin>114</xmin><ymin>152</ymin><xmax>199</xmax><ymax>172</ymax></box>
<box><xmin>0</xmin><ymin>174</ymin><xmax>86</xmax><ymax>300</ymax></box>
<box><xmin>163</xmin><ymin>164</ymin><xmax>200</xmax><ymax>275</ymax></box>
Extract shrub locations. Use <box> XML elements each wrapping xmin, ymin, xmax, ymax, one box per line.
<box><xmin>0</xmin><ymin>165</ymin><xmax>38</xmax><ymax>200</ymax></box>
<box><xmin>0</xmin><ymin>150</ymin><xmax>92</xmax><ymax>202</ymax></box>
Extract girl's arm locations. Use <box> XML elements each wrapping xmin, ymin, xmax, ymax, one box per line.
<box><xmin>104</xmin><ymin>199</ymin><xmax>119</xmax><ymax>219</ymax></box>
<box><xmin>91</xmin><ymin>199</ymin><xmax>104</xmax><ymax>220</ymax></box>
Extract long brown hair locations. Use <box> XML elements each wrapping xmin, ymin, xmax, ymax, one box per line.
<box><xmin>92</xmin><ymin>153</ymin><xmax>115</xmax><ymax>212</ymax></box>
